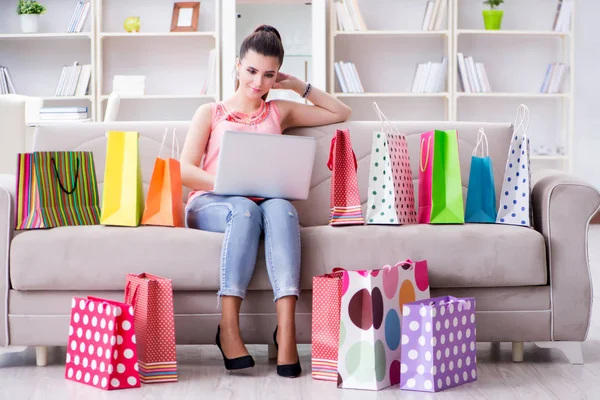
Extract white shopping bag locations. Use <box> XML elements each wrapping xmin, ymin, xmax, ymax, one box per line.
<box><xmin>366</xmin><ymin>102</ymin><xmax>417</xmax><ymax>225</ymax></box>
<box><xmin>496</xmin><ymin>104</ymin><xmax>533</xmax><ymax>227</ymax></box>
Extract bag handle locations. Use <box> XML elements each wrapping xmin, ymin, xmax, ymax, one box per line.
<box><xmin>51</xmin><ymin>155</ymin><xmax>80</xmax><ymax>195</ymax></box>
<box><xmin>472</xmin><ymin>128</ymin><xmax>489</xmax><ymax>157</ymax></box>
<box><xmin>419</xmin><ymin>136</ymin><xmax>431</xmax><ymax>172</ymax></box>
<box><xmin>124</xmin><ymin>281</ymin><xmax>140</xmax><ymax>308</ymax></box>
<box><xmin>372</xmin><ymin>101</ymin><xmax>401</xmax><ymax>137</ymax></box>
<box><xmin>327</xmin><ymin>132</ymin><xmax>358</xmax><ymax>172</ymax></box>
<box><xmin>159</xmin><ymin>128</ymin><xmax>181</xmax><ymax>160</ymax></box>
<box><xmin>514</xmin><ymin>104</ymin><xmax>530</xmax><ymax>138</ymax></box>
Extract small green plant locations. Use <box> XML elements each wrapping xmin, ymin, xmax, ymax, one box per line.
<box><xmin>483</xmin><ymin>0</ymin><xmax>504</xmax><ymax>9</ymax></box>
<box><xmin>17</xmin><ymin>0</ymin><xmax>46</xmax><ymax>15</ymax></box>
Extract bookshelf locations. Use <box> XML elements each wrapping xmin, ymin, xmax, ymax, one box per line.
<box><xmin>0</xmin><ymin>0</ymin><xmax>96</xmax><ymax>118</ymax></box>
<box><xmin>329</xmin><ymin>0</ymin><xmax>453</xmax><ymax>121</ymax></box>
<box><xmin>96</xmin><ymin>0</ymin><xmax>221</xmax><ymax>121</ymax></box>
<box><xmin>328</xmin><ymin>0</ymin><xmax>575</xmax><ymax>172</ymax></box>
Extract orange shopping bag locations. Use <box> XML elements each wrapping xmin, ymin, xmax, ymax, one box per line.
<box><xmin>141</xmin><ymin>129</ymin><xmax>184</xmax><ymax>227</ymax></box>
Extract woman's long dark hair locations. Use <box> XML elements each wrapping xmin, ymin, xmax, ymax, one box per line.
<box><xmin>236</xmin><ymin>25</ymin><xmax>285</xmax><ymax>101</ymax></box>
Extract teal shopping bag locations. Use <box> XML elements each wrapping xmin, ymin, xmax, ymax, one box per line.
<box><xmin>465</xmin><ymin>128</ymin><xmax>497</xmax><ymax>223</ymax></box>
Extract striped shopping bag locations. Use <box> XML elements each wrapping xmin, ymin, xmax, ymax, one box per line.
<box><xmin>327</xmin><ymin>129</ymin><xmax>364</xmax><ymax>225</ymax></box>
<box><xmin>15</xmin><ymin>151</ymin><xmax>100</xmax><ymax>229</ymax></box>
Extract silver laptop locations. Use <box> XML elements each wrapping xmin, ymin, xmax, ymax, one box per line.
<box><xmin>213</xmin><ymin>131</ymin><xmax>317</xmax><ymax>200</ymax></box>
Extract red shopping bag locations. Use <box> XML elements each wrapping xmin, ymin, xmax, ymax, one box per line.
<box><xmin>125</xmin><ymin>273</ymin><xmax>177</xmax><ymax>383</ymax></box>
<box><xmin>327</xmin><ymin>129</ymin><xmax>364</xmax><ymax>226</ymax></box>
<box><xmin>311</xmin><ymin>270</ymin><xmax>344</xmax><ymax>381</ymax></box>
<box><xmin>65</xmin><ymin>297</ymin><xmax>140</xmax><ymax>390</ymax></box>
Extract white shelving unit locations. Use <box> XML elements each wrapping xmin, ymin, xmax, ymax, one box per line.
<box><xmin>0</xmin><ymin>0</ymin><xmax>97</xmax><ymax>119</ymax></box>
<box><xmin>329</xmin><ymin>0</ymin><xmax>453</xmax><ymax>122</ymax></box>
<box><xmin>328</xmin><ymin>0</ymin><xmax>574</xmax><ymax>172</ymax></box>
<box><xmin>95</xmin><ymin>0</ymin><xmax>221</xmax><ymax>121</ymax></box>
<box><xmin>453</xmin><ymin>0</ymin><xmax>575</xmax><ymax>172</ymax></box>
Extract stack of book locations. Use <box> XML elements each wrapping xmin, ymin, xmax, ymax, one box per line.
<box><xmin>334</xmin><ymin>61</ymin><xmax>364</xmax><ymax>93</ymax></box>
<box><xmin>421</xmin><ymin>0</ymin><xmax>448</xmax><ymax>31</ymax></box>
<box><xmin>67</xmin><ymin>1</ymin><xmax>91</xmax><ymax>33</ymax></box>
<box><xmin>552</xmin><ymin>0</ymin><xmax>573</xmax><ymax>32</ymax></box>
<box><xmin>0</xmin><ymin>66</ymin><xmax>16</xmax><ymax>94</ymax></box>
<box><xmin>540</xmin><ymin>63</ymin><xmax>569</xmax><ymax>93</ymax></box>
<box><xmin>411</xmin><ymin>57</ymin><xmax>448</xmax><ymax>93</ymax></box>
<box><xmin>38</xmin><ymin>106</ymin><xmax>89</xmax><ymax>121</ymax></box>
<box><xmin>334</xmin><ymin>0</ymin><xmax>367</xmax><ymax>32</ymax></box>
<box><xmin>55</xmin><ymin>62</ymin><xmax>92</xmax><ymax>97</ymax></box>
<box><xmin>457</xmin><ymin>53</ymin><xmax>492</xmax><ymax>93</ymax></box>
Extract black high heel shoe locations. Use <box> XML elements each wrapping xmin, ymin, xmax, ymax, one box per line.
<box><xmin>273</xmin><ymin>326</ymin><xmax>302</xmax><ymax>378</ymax></box>
<box><xmin>215</xmin><ymin>325</ymin><xmax>255</xmax><ymax>370</ymax></box>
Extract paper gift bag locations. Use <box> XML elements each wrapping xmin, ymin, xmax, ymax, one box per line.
<box><xmin>311</xmin><ymin>270</ymin><xmax>344</xmax><ymax>381</ymax></box>
<box><xmin>125</xmin><ymin>273</ymin><xmax>177</xmax><ymax>383</ymax></box>
<box><xmin>465</xmin><ymin>128</ymin><xmax>497</xmax><ymax>223</ymax></box>
<box><xmin>65</xmin><ymin>296</ymin><xmax>140</xmax><ymax>390</ymax></box>
<box><xmin>141</xmin><ymin>129</ymin><xmax>184</xmax><ymax>227</ymax></box>
<box><xmin>418</xmin><ymin>130</ymin><xmax>465</xmax><ymax>224</ymax></box>
<box><xmin>100</xmin><ymin>131</ymin><xmax>144</xmax><ymax>227</ymax></box>
<box><xmin>366</xmin><ymin>103</ymin><xmax>417</xmax><ymax>225</ymax></box>
<box><xmin>400</xmin><ymin>296</ymin><xmax>477</xmax><ymax>392</ymax></box>
<box><xmin>337</xmin><ymin>260</ymin><xmax>430</xmax><ymax>391</ymax></box>
<box><xmin>328</xmin><ymin>129</ymin><xmax>364</xmax><ymax>225</ymax></box>
<box><xmin>496</xmin><ymin>104</ymin><xmax>533</xmax><ymax>227</ymax></box>
<box><xmin>15</xmin><ymin>151</ymin><xmax>100</xmax><ymax>229</ymax></box>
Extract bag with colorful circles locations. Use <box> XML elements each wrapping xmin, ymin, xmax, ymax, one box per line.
<box><xmin>336</xmin><ymin>259</ymin><xmax>430</xmax><ymax>391</ymax></box>
<box><xmin>65</xmin><ymin>296</ymin><xmax>140</xmax><ymax>390</ymax></box>
<box><xmin>400</xmin><ymin>296</ymin><xmax>477</xmax><ymax>392</ymax></box>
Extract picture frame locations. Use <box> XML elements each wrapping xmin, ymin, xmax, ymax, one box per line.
<box><xmin>170</xmin><ymin>2</ymin><xmax>200</xmax><ymax>32</ymax></box>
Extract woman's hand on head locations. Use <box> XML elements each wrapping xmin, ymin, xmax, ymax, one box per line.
<box><xmin>273</xmin><ymin>72</ymin><xmax>302</xmax><ymax>91</ymax></box>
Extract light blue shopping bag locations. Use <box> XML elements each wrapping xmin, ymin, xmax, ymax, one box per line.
<box><xmin>465</xmin><ymin>128</ymin><xmax>497</xmax><ymax>223</ymax></box>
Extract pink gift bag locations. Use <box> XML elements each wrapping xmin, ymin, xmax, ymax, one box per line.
<box><xmin>65</xmin><ymin>296</ymin><xmax>140</xmax><ymax>390</ymax></box>
<box><xmin>327</xmin><ymin>129</ymin><xmax>365</xmax><ymax>226</ymax></box>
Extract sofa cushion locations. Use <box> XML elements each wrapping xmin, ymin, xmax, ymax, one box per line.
<box><xmin>10</xmin><ymin>223</ymin><xmax>546</xmax><ymax>291</ymax></box>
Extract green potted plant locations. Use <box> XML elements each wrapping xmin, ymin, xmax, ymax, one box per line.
<box><xmin>482</xmin><ymin>0</ymin><xmax>504</xmax><ymax>30</ymax></box>
<box><xmin>17</xmin><ymin>0</ymin><xmax>46</xmax><ymax>33</ymax></box>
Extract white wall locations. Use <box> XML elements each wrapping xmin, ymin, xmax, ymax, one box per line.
<box><xmin>573</xmin><ymin>0</ymin><xmax>600</xmax><ymax>189</ymax></box>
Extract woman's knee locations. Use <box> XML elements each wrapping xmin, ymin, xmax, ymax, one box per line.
<box><xmin>261</xmin><ymin>198</ymin><xmax>298</xmax><ymax>219</ymax></box>
<box><xmin>229</xmin><ymin>197</ymin><xmax>262</xmax><ymax>223</ymax></box>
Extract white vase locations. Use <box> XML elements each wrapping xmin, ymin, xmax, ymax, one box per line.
<box><xmin>20</xmin><ymin>14</ymin><xmax>39</xmax><ymax>33</ymax></box>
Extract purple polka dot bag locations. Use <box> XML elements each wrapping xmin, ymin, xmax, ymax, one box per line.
<box><xmin>400</xmin><ymin>296</ymin><xmax>477</xmax><ymax>392</ymax></box>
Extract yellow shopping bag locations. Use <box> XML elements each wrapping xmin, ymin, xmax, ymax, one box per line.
<box><xmin>100</xmin><ymin>131</ymin><xmax>144</xmax><ymax>227</ymax></box>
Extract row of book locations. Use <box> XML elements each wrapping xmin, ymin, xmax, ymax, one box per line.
<box><xmin>421</xmin><ymin>0</ymin><xmax>448</xmax><ymax>31</ymax></box>
<box><xmin>66</xmin><ymin>1</ymin><xmax>91</xmax><ymax>33</ymax></box>
<box><xmin>411</xmin><ymin>57</ymin><xmax>448</xmax><ymax>93</ymax></box>
<box><xmin>457</xmin><ymin>53</ymin><xmax>492</xmax><ymax>93</ymax></box>
<box><xmin>552</xmin><ymin>0</ymin><xmax>573</xmax><ymax>32</ymax></box>
<box><xmin>540</xmin><ymin>63</ymin><xmax>569</xmax><ymax>93</ymax></box>
<box><xmin>54</xmin><ymin>62</ymin><xmax>92</xmax><ymax>97</ymax></box>
<box><xmin>0</xmin><ymin>66</ymin><xmax>16</xmax><ymax>94</ymax></box>
<box><xmin>38</xmin><ymin>106</ymin><xmax>89</xmax><ymax>121</ymax></box>
<box><xmin>334</xmin><ymin>0</ymin><xmax>367</xmax><ymax>32</ymax></box>
<box><xmin>334</xmin><ymin>61</ymin><xmax>364</xmax><ymax>93</ymax></box>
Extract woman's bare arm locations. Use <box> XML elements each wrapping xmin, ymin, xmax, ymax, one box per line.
<box><xmin>180</xmin><ymin>103</ymin><xmax>215</xmax><ymax>191</ymax></box>
<box><xmin>274</xmin><ymin>73</ymin><xmax>351</xmax><ymax>131</ymax></box>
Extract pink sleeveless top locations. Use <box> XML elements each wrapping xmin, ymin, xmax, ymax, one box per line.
<box><xmin>188</xmin><ymin>100</ymin><xmax>282</xmax><ymax>203</ymax></box>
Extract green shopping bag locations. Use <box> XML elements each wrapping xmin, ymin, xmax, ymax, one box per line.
<box><xmin>417</xmin><ymin>130</ymin><xmax>464</xmax><ymax>224</ymax></box>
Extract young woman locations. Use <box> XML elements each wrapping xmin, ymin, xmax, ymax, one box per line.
<box><xmin>180</xmin><ymin>25</ymin><xmax>351</xmax><ymax>378</ymax></box>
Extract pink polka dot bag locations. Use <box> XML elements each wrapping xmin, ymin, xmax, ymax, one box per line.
<box><xmin>64</xmin><ymin>296</ymin><xmax>140</xmax><ymax>390</ymax></box>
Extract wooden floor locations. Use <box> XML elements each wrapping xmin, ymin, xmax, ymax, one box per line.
<box><xmin>2</xmin><ymin>228</ymin><xmax>600</xmax><ymax>399</ymax></box>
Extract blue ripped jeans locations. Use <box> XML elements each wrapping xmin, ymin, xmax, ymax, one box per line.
<box><xmin>185</xmin><ymin>193</ymin><xmax>301</xmax><ymax>302</ymax></box>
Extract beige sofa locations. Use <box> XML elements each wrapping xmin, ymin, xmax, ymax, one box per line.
<box><xmin>1</xmin><ymin>121</ymin><xmax>598</xmax><ymax>367</ymax></box>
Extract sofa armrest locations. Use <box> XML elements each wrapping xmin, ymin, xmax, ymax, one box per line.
<box><xmin>532</xmin><ymin>171</ymin><xmax>600</xmax><ymax>341</ymax></box>
<box><xmin>0</xmin><ymin>174</ymin><xmax>15</xmax><ymax>347</ymax></box>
